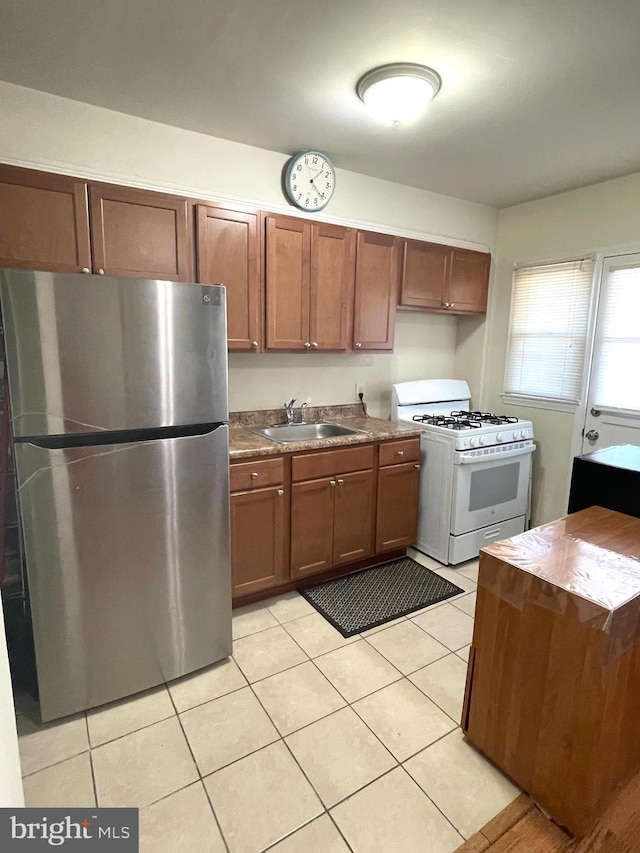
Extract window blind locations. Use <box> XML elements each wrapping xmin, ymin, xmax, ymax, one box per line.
<box><xmin>503</xmin><ymin>258</ymin><xmax>595</xmax><ymax>403</ymax></box>
<box><xmin>591</xmin><ymin>265</ymin><xmax>640</xmax><ymax>411</ymax></box>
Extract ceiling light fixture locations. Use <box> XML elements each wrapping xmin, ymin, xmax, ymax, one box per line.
<box><xmin>356</xmin><ymin>63</ymin><xmax>442</xmax><ymax>127</ymax></box>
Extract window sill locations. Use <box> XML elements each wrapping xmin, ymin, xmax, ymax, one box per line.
<box><xmin>501</xmin><ymin>394</ymin><xmax>578</xmax><ymax>414</ymax></box>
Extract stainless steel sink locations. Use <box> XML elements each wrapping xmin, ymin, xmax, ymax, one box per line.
<box><xmin>249</xmin><ymin>422</ymin><xmax>368</xmax><ymax>444</ymax></box>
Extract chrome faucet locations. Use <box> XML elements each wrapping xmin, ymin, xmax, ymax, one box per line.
<box><xmin>300</xmin><ymin>402</ymin><xmax>308</xmax><ymax>423</ymax></box>
<box><xmin>284</xmin><ymin>398</ymin><xmax>296</xmax><ymax>424</ymax></box>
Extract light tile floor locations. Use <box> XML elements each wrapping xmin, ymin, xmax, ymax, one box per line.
<box><xmin>15</xmin><ymin>550</ymin><xmax>519</xmax><ymax>853</ymax></box>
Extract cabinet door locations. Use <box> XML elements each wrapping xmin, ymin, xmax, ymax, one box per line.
<box><xmin>290</xmin><ymin>478</ymin><xmax>335</xmax><ymax>577</ymax></box>
<box><xmin>89</xmin><ymin>184</ymin><xmax>191</xmax><ymax>281</ymax></box>
<box><xmin>0</xmin><ymin>165</ymin><xmax>91</xmax><ymax>273</ymax></box>
<box><xmin>231</xmin><ymin>486</ymin><xmax>286</xmax><ymax>597</ymax></box>
<box><xmin>310</xmin><ymin>223</ymin><xmax>355</xmax><ymax>351</ymax></box>
<box><xmin>333</xmin><ymin>470</ymin><xmax>374</xmax><ymax>565</ymax></box>
<box><xmin>446</xmin><ymin>249</ymin><xmax>490</xmax><ymax>314</ymax></box>
<box><xmin>197</xmin><ymin>204</ymin><xmax>261</xmax><ymax>351</ymax></box>
<box><xmin>353</xmin><ymin>231</ymin><xmax>399</xmax><ymax>351</ymax></box>
<box><xmin>376</xmin><ymin>462</ymin><xmax>420</xmax><ymax>552</ymax></box>
<box><xmin>265</xmin><ymin>214</ymin><xmax>311</xmax><ymax>350</ymax></box>
<box><xmin>399</xmin><ymin>239</ymin><xmax>450</xmax><ymax>310</ymax></box>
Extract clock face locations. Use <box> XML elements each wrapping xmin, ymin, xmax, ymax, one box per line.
<box><xmin>285</xmin><ymin>151</ymin><xmax>335</xmax><ymax>211</ymax></box>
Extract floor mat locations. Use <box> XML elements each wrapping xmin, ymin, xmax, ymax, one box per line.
<box><xmin>300</xmin><ymin>556</ymin><xmax>464</xmax><ymax>637</ymax></box>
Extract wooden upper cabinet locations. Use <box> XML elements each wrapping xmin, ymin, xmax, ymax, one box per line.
<box><xmin>399</xmin><ymin>238</ymin><xmax>491</xmax><ymax>315</ymax></box>
<box><xmin>89</xmin><ymin>184</ymin><xmax>191</xmax><ymax>281</ymax></box>
<box><xmin>265</xmin><ymin>214</ymin><xmax>310</xmax><ymax>350</ymax></box>
<box><xmin>309</xmin><ymin>223</ymin><xmax>355</xmax><ymax>351</ymax></box>
<box><xmin>196</xmin><ymin>204</ymin><xmax>261</xmax><ymax>351</ymax></box>
<box><xmin>448</xmin><ymin>249</ymin><xmax>490</xmax><ymax>313</ymax></box>
<box><xmin>400</xmin><ymin>239</ymin><xmax>450</xmax><ymax>310</ymax></box>
<box><xmin>353</xmin><ymin>230</ymin><xmax>399</xmax><ymax>351</ymax></box>
<box><xmin>0</xmin><ymin>164</ymin><xmax>91</xmax><ymax>273</ymax></box>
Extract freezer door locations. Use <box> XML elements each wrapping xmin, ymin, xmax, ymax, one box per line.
<box><xmin>15</xmin><ymin>425</ymin><xmax>231</xmax><ymax>721</ymax></box>
<box><xmin>1</xmin><ymin>270</ymin><xmax>228</xmax><ymax>437</ymax></box>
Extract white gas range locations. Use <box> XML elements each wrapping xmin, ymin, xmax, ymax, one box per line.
<box><xmin>392</xmin><ymin>379</ymin><xmax>535</xmax><ymax>565</ymax></box>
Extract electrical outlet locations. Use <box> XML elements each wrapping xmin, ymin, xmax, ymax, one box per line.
<box><xmin>356</xmin><ymin>383</ymin><xmax>365</xmax><ymax>400</ymax></box>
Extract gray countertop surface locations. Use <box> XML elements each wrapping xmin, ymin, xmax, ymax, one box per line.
<box><xmin>229</xmin><ymin>415</ymin><xmax>423</xmax><ymax>459</ymax></box>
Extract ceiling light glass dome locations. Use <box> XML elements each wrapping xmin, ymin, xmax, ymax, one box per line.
<box><xmin>356</xmin><ymin>63</ymin><xmax>442</xmax><ymax>127</ymax></box>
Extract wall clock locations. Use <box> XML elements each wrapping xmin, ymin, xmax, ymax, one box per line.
<box><xmin>284</xmin><ymin>151</ymin><xmax>335</xmax><ymax>211</ymax></box>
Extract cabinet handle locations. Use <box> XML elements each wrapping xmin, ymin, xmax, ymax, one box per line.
<box><xmin>81</xmin><ymin>267</ymin><xmax>90</xmax><ymax>274</ymax></box>
<box><xmin>97</xmin><ymin>268</ymin><xmax>105</xmax><ymax>275</ymax></box>
<box><xmin>414</xmin><ymin>464</ymin><xmax>421</xmax><ymax>470</ymax></box>
<box><xmin>355</xmin><ymin>342</ymin><xmax>362</xmax><ymax>348</ymax></box>
<box><xmin>251</xmin><ymin>472</ymin><xmax>259</xmax><ymax>479</ymax></box>
<box><xmin>304</xmin><ymin>341</ymin><xmax>311</xmax><ymax>349</ymax></box>
<box><xmin>311</xmin><ymin>341</ymin><xmax>318</xmax><ymax>348</ymax></box>
<box><xmin>251</xmin><ymin>340</ymin><xmax>258</xmax><ymax>349</ymax></box>
<box><xmin>337</xmin><ymin>478</ymin><xmax>344</xmax><ymax>485</ymax></box>
<box><xmin>277</xmin><ymin>489</ymin><xmax>284</xmax><ymax>496</ymax></box>
<box><xmin>330</xmin><ymin>480</ymin><xmax>337</xmax><ymax>486</ymax></box>
<box><xmin>396</xmin><ymin>450</ymin><xmax>404</xmax><ymax>457</ymax></box>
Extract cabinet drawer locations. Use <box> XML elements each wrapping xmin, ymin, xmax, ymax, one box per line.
<box><xmin>378</xmin><ymin>438</ymin><xmax>420</xmax><ymax>466</ymax></box>
<box><xmin>230</xmin><ymin>457</ymin><xmax>285</xmax><ymax>492</ymax></box>
<box><xmin>292</xmin><ymin>445</ymin><xmax>375</xmax><ymax>481</ymax></box>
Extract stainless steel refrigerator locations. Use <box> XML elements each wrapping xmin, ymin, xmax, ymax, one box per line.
<box><xmin>0</xmin><ymin>269</ymin><xmax>231</xmax><ymax>721</ymax></box>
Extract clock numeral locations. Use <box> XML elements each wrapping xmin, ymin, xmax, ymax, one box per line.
<box><xmin>304</xmin><ymin>157</ymin><xmax>309</xmax><ymax>164</ymax></box>
<box><xmin>312</xmin><ymin>156</ymin><xmax>318</xmax><ymax>164</ymax></box>
<box><xmin>320</xmin><ymin>193</ymin><xmax>325</xmax><ymax>200</ymax></box>
<box><xmin>292</xmin><ymin>185</ymin><xmax>297</xmax><ymax>191</ymax></box>
<box><xmin>314</xmin><ymin>198</ymin><xmax>318</xmax><ymax>205</ymax></box>
<box><xmin>297</xmin><ymin>164</ymin><xmax>302</xmax><ymax>171</ymax></box>
<box><xmin>326</xmin><ymin>182</ymin><xmax>331</xmax><ymax>189</ymax></box>
<box><xmin>325</xmin><ymin>172</ymin><xmax>330</xmax><ymax>178</ymax></box>
<box><xmin>298</xmin><ymin>194</ymin><xmax>302</xmax><ymax>200</ymax></box>
<box><xmin>305</xmin><ymin>198</ymin><xmax>310</xmax><ymax>206</ymax></box>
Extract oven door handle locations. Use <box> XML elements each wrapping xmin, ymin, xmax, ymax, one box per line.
<box><xmin>455</xmin><ymin>444</ymin><xmax>535</xmax><ymax>464</ymax></box>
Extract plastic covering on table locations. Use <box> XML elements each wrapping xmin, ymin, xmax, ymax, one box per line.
<box><xmin>479</xmin><ymin>506</ymin><xmax>640</xmax><ymax>660</ymax></box>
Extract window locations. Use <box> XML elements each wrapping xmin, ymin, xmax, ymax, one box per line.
<box><xmin>503</xmin><ymin>257</ymin><xmax>595</xmax><ymax>405</ymax></box>
<box><xmin>590</xmin><ymin>263</ymin><xmax>640</xmax><ymax>411</ymax></box>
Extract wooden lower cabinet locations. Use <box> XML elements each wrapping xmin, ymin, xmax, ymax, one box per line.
<box><xmin>375</xmin><ymin>439</ymin><xmax>421</xmax><ymax>552</ymax></box>
<box><xmin>231</xmin><ymin>440</ymin><xmax>419</xmax><ymax>600</ymax></box>
<box><xmin>290</xmin><ymin>469</ymin><xmax>374</xmax><ymax>578</ymax></box>
<box><xmin>230</xmin><ymin>456</ymin><xmax>287</xmax><ymax>598</ymax></box>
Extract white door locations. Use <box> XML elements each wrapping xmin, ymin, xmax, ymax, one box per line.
<box><xmin>582</xmin><ymin>254</ymin><xmax>640</xmax><ymax>454</ymax></box>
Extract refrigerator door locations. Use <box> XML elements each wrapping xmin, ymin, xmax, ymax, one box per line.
<box><xmin>15</xmin><ymin>425</ymin><xmax>231</xmax><ymax>721</ymax></box>
<box><xmin>0</xmin><ymin>270</ymin><xmax>228</xmax><ymax>437</ymax></box>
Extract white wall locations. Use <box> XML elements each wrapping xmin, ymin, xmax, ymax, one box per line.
<box><xmin>0</xmin><ymin>82</ymin><xmax>498</xmax><ymax>415</ymax></box>
<box><xmin>0</xmin><ymin>599</ymin><xmax>23</xmax><ymax>807</ymax></box>
<box><xmin>484</xmin><ymin>171</ymin><xmax>640</xmax><ymax>524</ymax></box>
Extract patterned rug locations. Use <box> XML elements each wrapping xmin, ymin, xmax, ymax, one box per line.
<box><xmin>300</xmin><ymin>557</ymin><xmax>464</xmax><ymax>637</ymax></box>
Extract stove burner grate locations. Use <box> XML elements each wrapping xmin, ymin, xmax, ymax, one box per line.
<box><xmin>451</xmin><ymin>410</ymin><xmax>519</xmax><ymax>424</ymax></box>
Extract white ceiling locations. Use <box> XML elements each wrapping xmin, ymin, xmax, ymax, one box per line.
<box><xmin>2</xmin><ymin>0</ymin><xmax>640</xmax><ymax>208</ymax></box>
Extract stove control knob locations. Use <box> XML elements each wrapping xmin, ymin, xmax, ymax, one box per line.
<box><xmin>478</xmin><ymin>435</ymin><xmax>486</xmax><ymax>445</ymax></box>
<box><xmin>513</xmin><ymin>429</ymin><xmax>522</xmax><ymax>440</ymax></box>
<box><xmin>521</xmin><ymin>428</ymin><xmax>531</xmax><ymax>439</ymax></box>
<box><xmin>496</xmin><ymin>432</ymin><xmax>504</xmax><ymax>443</ymax></box>
<box><xmin>469</xmin><ymin>436</ymin><xmax>479</xmax><ymax>448</ymax></box>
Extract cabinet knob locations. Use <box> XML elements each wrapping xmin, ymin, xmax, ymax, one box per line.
<box><xmin>277</xmin><ymin>489</ymin><xmax>284</xmax><ymax>496</ymax></box>
<box><xmin>330</xmin><ymin>480</ymin><xmax>337</xmax><ymax>486</ymax></box>
<box><xmin>251</xmin><ymin>472</ymin><xmax>259</xmax><ymax>479</ymax></box>
<box><xmin>414</xmin><ymin>464</ymin><xmax>421</xmax><ymax>470</ymax></box>
<box><xmin>337</xmin><ymin>478</ymin><xmax>344</xmax><ymax>485</ymax></box>
<box><xmin>450</xmin><ymin>302</ymin><xmax>455</xmax><ymax>308</ymax></box>
<box><xmin>311</xmin><ymin>341</ymin><xmax>318</xmax><ymax>348</ymax></box>
<box><xmin>396</xmin><ymin>450</ymin><xmax>404</xmax><ymax>457</ymax></box>
<box><xmin>251</xmin><ymin>340</ymin><xmax>258</xmax><ymax>349</ymax></box>
<box><xmin>97</xmin><ymin>268</ymin><xmax>105</xmax><ymax>275</ymax></box>
<box><xmin>443</xmin><ymin>301</ymin><xmax>450</xmax><ymax>308</ymax></box>
<box><xmin>355</xmin><ymin>342</ymin><xmax>362</xmax><ymax>349</ymax></box>
<box><xmin>304</xmin><ymin>341</ymin><xmax>311</xmax><ymax>349</ymax></box>
<box><xmin>81</xmin><ymin>267</ymin><xmax>90</xmax><ymax>274</ymax></box>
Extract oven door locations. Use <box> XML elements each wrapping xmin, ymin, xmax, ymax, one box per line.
<box><xmin>451</xmin><ymin>444</ymin><xmax>534</xmax><ymax>535</ymax></box>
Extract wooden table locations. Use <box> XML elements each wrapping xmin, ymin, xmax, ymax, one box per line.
<box><xmin>462</xmin><ymin>506</ymin><xmax>640</xmax><ymax>836</ymax></box>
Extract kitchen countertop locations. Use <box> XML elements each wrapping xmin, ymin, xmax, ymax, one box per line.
<box><xmin>229</xmin><ymin>408</ymin><xmax>423</xmax><ymax>459</ymax></box>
